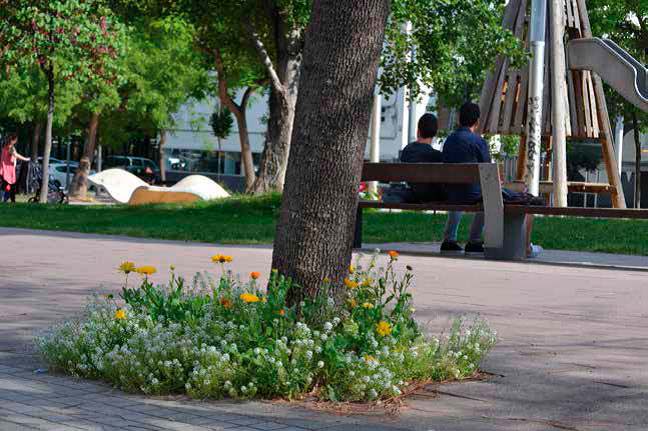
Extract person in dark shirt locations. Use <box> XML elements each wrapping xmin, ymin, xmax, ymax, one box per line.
<box><xmin>441</xmin><ymin>102</ymin><xmax>542</xmax><ymax>257</ymax></box>
<box><xmin>440</xmin><ymin>102</ymin><xmax>489</xmax><ymax>254</ymax></box>
<box><xmin>400</xmin><ymin>113</ymin><xmax>445</xmax><ymax>202</ymax></box>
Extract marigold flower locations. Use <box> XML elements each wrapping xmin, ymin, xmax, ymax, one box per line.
<box><xmin>220</xmin><ymin>297</ymin><xmax>233</xmax><ymax>309</ymax></box>
<box><xmin>240</xmin><ymin>293</ymin><xmax>260</xmax><ymax>303</ymax></box>
<box><xmin>118</xmin><ymin>261</ymin><xmax>136</xmax><ymax>274</ymax></box>
<box><xmin>363</xmin><ymin>355</ymin><xmax>376</xmax><ymax>362</ymax></box>
<box><xmin>348</xmin><ymin>265</ymin><xmax>355</xmax><ymax>274</ymax></box>
<box><xmin>348</xmin><ymin>298</ymin><xmax>357</xmax><ymax>308</ymax></box>
<box><xmin>362</xmin><ymin>302</ymin><xmax>374</xmax><ymax>309</ymax></box>
<box><xmin>376</xmin><ymin>321</ymin><xmax>392</xmax><ymax>337</ymax></box>
<box><xmin>361</xmin><ymin>277</ymin><xmax>373</xmax><ymax>287</ymax></box>
<box><xmin>135</xmin><ymin>265</ymin><xmax>156</xmax><ymax>276</ymax></box>
<box><xmin>211</xmin><ymin>254</ymin><xmax>233</xmax><ymax>263</ymax></box>
<box><xmin>114</xmin><ymin>309</ymin><xmax>126</xmax><ymax>320</ymax></box>
<box><xmin>250</xmin><ymin>271</ymin><xmax>261</xmax><ymax>280</ymax></box>
<box><xmin>344</xmin><ymin>278</ymin><xmax>359</xmax><ymax>289</ymax></box>
<box><xmin>278</xmin><ymin>309</ymin><xmax>285</xmax><ymax>316</ymax></box>
<box><xmin>387</xmin><ymin>250</ymin><xmax>399</xmax><ymax>259</ymax></box>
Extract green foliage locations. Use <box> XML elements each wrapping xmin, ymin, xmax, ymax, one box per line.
<box><xmin>210</xmin><ymin>108</ymin><xmax>234</xmax><ymax>140</ymax></box>
<box><xmin>37</xmin><ymin>253</ymin><xmax>496</xmax><ymax>401</ymax></box>
<box><xmin>567</xmin><ymin>142</ymin><xmax>603</xmax><ymax>179</ymax></box>
<box><xmin>0</xmin><ymin>0</ymin><xmax>125</xmax><ymax>84</ymax></box>
<box><xmin>381</xmin><ymin>0</ymin><xmax>527</xmax><ymax>107</ymax></box>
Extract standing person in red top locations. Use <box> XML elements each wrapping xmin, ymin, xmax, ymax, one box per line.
<box><xmin>0</xmin><ymin>133</ymin><xmax>30</xmax><ymax>203</ymax></box>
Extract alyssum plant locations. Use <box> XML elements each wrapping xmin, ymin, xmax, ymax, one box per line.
<box><xmin>38</xmin><ymin>251</ymin><xmax>496</xmax><ymax>402</ymax></box>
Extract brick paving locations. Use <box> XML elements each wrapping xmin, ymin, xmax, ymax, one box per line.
<box><xmin>1</xmin><ymin>228</ymin><xmax>647</xmax><ymax>430</ymax></box>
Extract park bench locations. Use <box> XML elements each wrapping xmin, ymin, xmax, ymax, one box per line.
<box><xmin>354</xmin><ymin>163</ymin><xmax>648</xmax><ymax>260</ymax></box>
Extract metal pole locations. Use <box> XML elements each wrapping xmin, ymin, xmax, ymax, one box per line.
<box><xmin>614</xmin><ymin>115</ymin><xmax>624</xmax><ymax>175</ymax></box>
<box><xmin>97</xmin><ymin>145</ymin><xmax>102</xmax><ymax>172</ymax></box>
<box><xmin>525</xmin><ymin>0</ymin><xmax>547</xmax><ymax>196</ymax></box>
<box><xmin>369</xmin><ymin>91</ymin><xmax>382</xmax><ymax>195</ymax></box>
<box><xmin>65</xmin><ymin>139</ymin><xmax>71</xmax><ymax>190</ymax></box>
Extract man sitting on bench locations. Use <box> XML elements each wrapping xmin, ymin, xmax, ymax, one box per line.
<box><xmin>400</xmin><ymin>113</ymin><xmax>465</xmax><ymax>255</ymax></box>
<box><xmin>443</xmin><ymin>102</ymin><xmax>542</xmax><ymax>257</ymax></box>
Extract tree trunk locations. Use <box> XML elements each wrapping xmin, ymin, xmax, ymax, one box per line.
<box><xmin>233</xmin><ymin>110</ymin><xmax>255</xmax><ymax>190</ymax></box>
<box><xmin>214</xmin><ymin>49</ymin><xmax>256</xmax><ymax>191</ymax></box>
<box><xmin>39</xmin><ymin>66</ymin><xmax>55</xmax><ymax>204</ymax></box>
<box><xmin>271</xmin><ymin>0</ymin><xmax>391</xmax><ymax>302</ymax></box>
<box><xmin>70</xmin><ymin>112</ymin><xmax>100</xmax><ymax>198</ymax></box>
<box><xmin>159</xmin><ymin>129</ymin><xmax>167</xmax><ymax>183</ymax></box>
<box><xmin>31</xmin><ymin>121</ymin><xmax>42</xmax><ymax>161</ymax></box>
<box><xmin>251</xmin><ymin>85</ymin><xmax>298</xmax><ymax>193</ymax></box>
<box><xmin>250</xmin><ymin>21</ymin><xmax>302</xmax><ymax>194</ymax></box>
<box><xmin>632</xmin><ymin>111</ymin><xmax>641</xmax><ymax>208</ymax></box>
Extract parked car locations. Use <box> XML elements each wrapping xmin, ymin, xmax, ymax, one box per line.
<box><xmin>37</xmin><ymin>156</ymin><xmax>78</xmax><ymax>167</ymax></box>
<box><xmin>49</xmin><ymin>163</ymin><xmax>95</xmax><ymax>190</ymax></box>
<box><xmin>104</xmin><ymin>156</ymin><xmax>160</xmax><ymax>184</ymax></box>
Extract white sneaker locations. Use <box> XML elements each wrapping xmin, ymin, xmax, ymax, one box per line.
<box><xmin>527</xmin><ymin>244</ymin><xmax>543</xmax><ymax>258</ymax></box>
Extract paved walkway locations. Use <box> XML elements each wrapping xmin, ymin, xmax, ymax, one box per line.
<box><xmin>1</xmin><ymin>228</ymin><xmax>647</xmax><ymax>431</ymax></box>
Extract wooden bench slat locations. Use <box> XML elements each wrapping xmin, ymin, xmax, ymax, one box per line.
<box><xmin>506</xmin><ymin>206</ymin><xmax>648</xmax><ymax>219</ymax></box>
<box><xmin>359</xmin><ymin>201</ymin><xmax>483</xmax><ymax>212</ymax></box>
<box><xmin>361</xmin><ymin>163</ymin><xmax>483</xmax><ymax>183</ymax></box>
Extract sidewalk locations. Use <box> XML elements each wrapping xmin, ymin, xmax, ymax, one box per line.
<box><xmin>1</xmin><ymin>228</ymin><xmax>647</xmax><ymax>430</ymax></box>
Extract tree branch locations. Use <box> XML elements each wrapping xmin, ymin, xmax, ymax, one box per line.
<box><xmin>244</xmin><ymin>22</ymin><xmax>285</xmax><ymax>95</ymax></box>
<box><xmin>241</xmin><ymin>86</ymin><xmax>255</xmax><ymax>111</ymax></box>
<box><xmin>214</xmin><ymin>48</ymin><xmax>242</xmax><ymax>116</ymax></box>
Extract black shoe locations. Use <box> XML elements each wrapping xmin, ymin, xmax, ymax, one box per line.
<box><xmin>464</xmin><ymin>241</ymin><xmax>485</xmax><ymax>255</ymax></box>
<box><xmin>441</xmin><ymin>240</ymin><xmax>464</xmax><ymax>255</ymax></box>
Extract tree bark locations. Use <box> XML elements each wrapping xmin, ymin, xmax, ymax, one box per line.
<box><xmin>159</xmin><ymin>129</ymin><xmax>167</xmax><ymax>183</ymax></box>
<box><xmin>39</xmin><ymin>65</ymin><xmax>55</xmax><ymax>204</ymax></box>
<box><xmin>632</xmin><ymin>111</ymin><xmax>641</xmax><ymax>208</ymax></box>
<box><xmin>70</xmin><ymin>112</ymin><xmax>100</xmax><ymax>198</ymax></box>
<box><xmin>271</xmin><ymin>0</ymin><xmax>391</xmax><ymax>302</ymax></box>
<box><xmin>214</xmin><ymin>49</ymin><xmax>256</xmax><ymax>191</ymax></box>
<box><xmin>249</xmin><ymin>18</ymin><xmax>302</xmax><ymax>194</ymax></box>
<box><xmin>31</xmin><ymin>121</ymin><xmax>42</xmax><ymax>161</ymax></box>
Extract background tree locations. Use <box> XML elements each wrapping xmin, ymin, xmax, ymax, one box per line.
<box><xmin>589</xmin><ymin>0</ymin><xmax>648</xmax><ymax>207</ymax></box>
<box><xmin>272</xmin><ymin>0</ymin><xmax>391</xmax><ymax>299</ymax></box>
<box><xmin>0</xmin><ymin>0</ymin><xmax>124</xmax><ymax>202</ymax></box>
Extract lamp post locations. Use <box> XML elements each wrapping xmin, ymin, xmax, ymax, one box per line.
<box><xmin>525</xmin><ymin>0</ymin><xmax>547</xmax><ymax>196</ymax></box>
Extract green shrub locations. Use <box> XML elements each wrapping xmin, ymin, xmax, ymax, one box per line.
<box><xmin>37</xmin><ymin>251</ymin><xmax>497</xmax><ymax>402</ymax></box>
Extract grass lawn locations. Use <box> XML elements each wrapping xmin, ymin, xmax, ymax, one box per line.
<box><xmin>1</xmin><ymin>193</ymin><xmax>647</xmax><ymax>255</ymax></box>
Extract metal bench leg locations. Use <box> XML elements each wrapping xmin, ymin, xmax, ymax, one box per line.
<box><xmin>484</xmin><ymin>212</ymin><xmax>527</xmax><ymax>260</ymax></box>
<box><xmin>353</xmin><ymin>206</ymin><xmax>363</xmax><ymax>249</ymax></box>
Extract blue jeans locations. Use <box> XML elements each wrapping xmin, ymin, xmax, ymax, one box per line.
<box><xmin>443</xmin><ymin>211</ymin><xmax>484</xmax><ymax>244</ymax></box>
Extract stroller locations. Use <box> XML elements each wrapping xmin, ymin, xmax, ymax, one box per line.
<box><xmin>24</xmin><ymin>161</ymin><xmax>66</xmax><ymax>204</ymax></box>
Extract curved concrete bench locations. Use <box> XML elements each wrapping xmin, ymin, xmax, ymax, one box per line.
<box><xmin>88</xmin><ymin>169</ymin><xmax>230</xmax><ymax>205</ymax></box>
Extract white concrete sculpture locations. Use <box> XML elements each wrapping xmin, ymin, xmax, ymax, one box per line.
<box><xmin>88</xmin><ymin>169</ymin><xmax>230</xmax><ymax>205</ymax></box>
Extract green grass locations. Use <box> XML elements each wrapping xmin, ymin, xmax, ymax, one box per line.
<box><xmin>1</xmin><ymin>193</ymin><xmax>647</xmax><ymax>255</ymax></box>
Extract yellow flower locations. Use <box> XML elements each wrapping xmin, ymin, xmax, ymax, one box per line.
<box><xmin>323</xmin><ymin>277</ymin><xmax>331</xmax><ymax>284</ymax></box>
<box><xmin>136</xmin><ymin>265</ymin><xmax>156</xmax><ymax>276</ymax></box>
<box><xmin>344</xmin><ymin>278</ymin><xmax>359</xmax><ymax>289</ymax></box>
<box><xmin>118</xmin><ymin>261</ymin><xmax>136</xmax><ymax>274</ymax></box>
<box><xmin>387</xmin><ymin>250</ymin><xmax>399</xmax><ymax>259</ymax></box>
<box><xmin>348</xmin><ymin>265</ymin><xmax>355</xmax><ymax>274</ymax></box>
<box><xmin>211</xmin><ymin>254</ymin><xmax>233</xmax><ymax>263</ymax></box>
<box><xmin>240</xmin><ymin>293</ymin><xmax>260</xmax><ymax>303</ymax></box>
<box><xmin>376</xmin><ymin>321</ymin><xmax>392</xmax><ymax>337</ymax></box>
<box><xmin>114</xmin><ymin>309</ymin><xmax>126</xmax><ymax>320</ymax></box>
<box><xmin>364</xmin><ymin>355</ymin><xmax>376</xmax><ymax>363</ymax></box>
<box><xmin>348</xmin><ymin>298</ymin><xmax>357</xmax><ymax>308</ymax></box>
<box><xmin>361</xmin><ymin>277</ymin><xmax>373</xmax><ymax>287</ymax></box>
<box><xmin>250</xmin><ymin>271</ymin><xmax>261</xmax><ymax>280</ymax></box>
<box><xmin>362</xmin><ymin>302</ymin><xmax>374</xmax><ymax>309</ymax></box>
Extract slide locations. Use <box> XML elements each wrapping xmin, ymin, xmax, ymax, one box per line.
<box><xmin>567</xmin><ymin>37</ymin><xmax>648</xmax><ymax>112</ymax></box>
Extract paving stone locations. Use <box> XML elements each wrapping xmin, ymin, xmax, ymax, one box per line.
<box><xmin>0</xmin><ymin>419</ymin><xmax>39</xmax><ymax>430</ymax></box>
<box><xmin>249</xmin><ymin>422</ymin><xmax>292</xmax><ymax>431</ymax></box>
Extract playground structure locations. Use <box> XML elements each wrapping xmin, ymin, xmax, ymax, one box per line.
<box><xmin>478</xmin><ymin>0</ymin><xmax>648</xmax><ymax>208</ymax></box>
<box><xmin>88</xmin><ymin>169</ymin><xmax>230</xmax><ymax>205</ymax></box>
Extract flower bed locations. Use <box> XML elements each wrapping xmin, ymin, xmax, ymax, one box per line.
<box><xmin>38</xmin><ymin>251</ymin><xmax>496</xmax><ymax>402</ymax></box>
